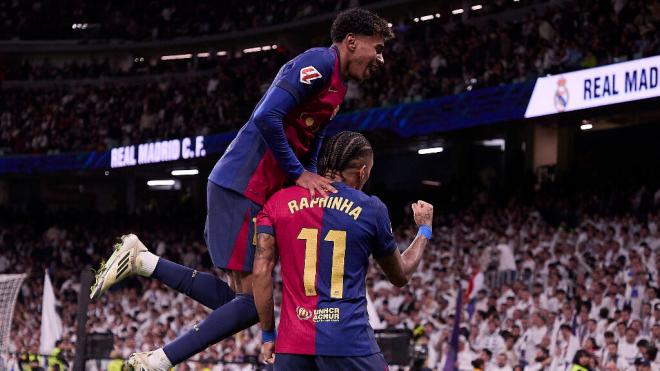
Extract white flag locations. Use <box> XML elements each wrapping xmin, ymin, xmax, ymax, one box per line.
<box><xmin>39</xmin><ymin>270</ymin><xmax>63</xmax><ymax>354</ymax></box>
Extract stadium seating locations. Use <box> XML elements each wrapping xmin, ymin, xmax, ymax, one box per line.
<box><xmin>0</xmin><ymin>0</ymin><xmax>379</xmax><ymax>41</ymax></box>
<box><xmin>1</xmin><ymin>0</ymin><xmax>658</xmax><ymax>155</ymax></box>
<box><xmin>2</xmin><ymin>184</ymin><xmax>659</xmax><ymax>369</ymax></box>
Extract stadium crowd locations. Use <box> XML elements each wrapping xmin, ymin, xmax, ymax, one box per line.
<box><xmin>1</xmin><ymin>0</ymin><xmax>659</xmax><ymax>155</ymax></box>
<box><xmin>0</xmin><ymin>51</ymin><xmax>289</xmax><ymax>154</ymax></box>
<box><xmin>1</xmin><ymin>184</ymin><xmax>659</xmax><ymax>370</ymax></box>
<box><xmin>0</xmin><ymin>0</ymin><xmax>375</xmax><ymax>41</ymax></box>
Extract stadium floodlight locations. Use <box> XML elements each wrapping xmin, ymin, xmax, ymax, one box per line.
<box><xmin>161</xmin><ymin>54</ymin><xmax>192</xmax><ymax>61</ymax></box>
<box><xmin>472</xmin><ymin>5</ymin><xmax>483</xmax><ymax>10</ymax></box>
<box><xmin>420</xmin><ymin>15</ymin><xmax>434</xmax><ymax>21</ymax></box>
<box><xmin>243</xmin><ymin>47</ymin><xmax>262</xmax><ymax>53</ymax></box>
<box><xmin>197</xmin><ymin>52</ymin><xmax>210</xmax><ymax>58</ymax></box>
<box><xmin>272</xmin><ymin>44</ymin><xmax>277</xmax><ymax>49</ymax></box>
<box><xmin>147</xmin><ymin>179</ymin><xmax>176</xmax><ymax>187</ymax></box>
<box><xmin>580</xmin><ymin>123</ymin><xmax>593</xmax><ymax>131</ymax></box>
<box><xmin>435</xmin><ymin>13</ymin><xmax>441</xmax><ymax>18</ymax></box>
<box><xmin>413</xmin><ymin>18</ymin><xmax>419</xmax><ymax>22</ymax></box>
<box><xmin>452</xmin><ymin>9</ymin><xmax>464</xmax><ymax>14</ymax></box>
<box><xmin>171</xmin><ymin>169</ymin><xmax>199</xmax><ymax>176</ymax></box>
<box><xmin>262</xmin><ymin>45</ymin><xmax>272</xmax><ymax>51</ymax></box>
<box><xmin>387</xmin><ymin>23</ymin><xmax>393</xmax><ymax>27</ymax></box>
<box><xmin>422</xmin><ymin>180</ymin><xmax>442</xmax><ymax>187</ymax></box>
<box><xmin>418</xmin><ymin>147</ymin><xmax>444</xmax><ymax>155</ymax></box>
<box><xmin>481</xmin><ymin>139</ymin><xmax>506</xmax><ymax>151</ymax></box>
<box><xmin>217</xmin><ymin>51</ymin><xmax>228</xmax><ymax>56</ymax></box>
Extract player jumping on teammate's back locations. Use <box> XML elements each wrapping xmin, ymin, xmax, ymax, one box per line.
<box><xmin>253</xmin><ymin>131</ymin><xmax>433</xmax><ymax>370</ymax></box>
<box><xmin>89</xmin><ymin>9</ymin><xmax>393</xmax><ymax>371</ymax></box>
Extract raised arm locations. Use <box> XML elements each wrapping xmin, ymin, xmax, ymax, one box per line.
<box><xmin>376</xmin><ymin>201</ymin><xmax>434</xmax><ymax>287</ymax></box>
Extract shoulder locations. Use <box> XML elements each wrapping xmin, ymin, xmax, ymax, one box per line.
<box><xmin>286</xmin><ymin>47</ymin><xmax>337</xmax><ymax>78</ymax></box>
<box><xmin>268</xmin><ymin>185</ymin><xmax>307</xmax><ymax>204</ymax></box>
<box><xmin>367</xmin><ymin>195</ymin><xmax>389</xmax><ymax>213</ymax></box>
<box><xmin>293</xmin><ymin>47</ymin><xmax>337</xmax><ymax>67</ymax></box>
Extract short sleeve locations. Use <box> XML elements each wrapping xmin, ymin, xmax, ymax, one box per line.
<box><xmin>273</xmin><ymin>48</ymin><xmax>334</xmax><ymax>104</ymax></box>
<box><xmin>371</xmin><ymin>197</ymin><xmax>397</xmax><ymax>258</ymax></box>
<box><xmin>256</xmin><ymin>200</ymin><xmax>276</xmax><ymax>236</ymax></box>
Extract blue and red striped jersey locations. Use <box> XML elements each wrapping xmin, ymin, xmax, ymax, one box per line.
<box><xmin>209</xmin><ymin>46</ymin><xmax>347</xmax><ymax>205</ymax></box>
<box><xmin>256</xmin><ymin>182</ymin><xmax>397</xmax><ymax>356</ymax></box>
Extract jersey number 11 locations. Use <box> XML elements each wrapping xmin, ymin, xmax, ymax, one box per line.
<box><xmin>297</xmin><ymin>228</ymin><xmax>346</xmax><ymax>299</ymax></box>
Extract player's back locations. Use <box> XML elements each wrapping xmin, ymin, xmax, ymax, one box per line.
<box><xmin>260</xmin><ymin>182</ymin><xmax>395</xmax><ymax>356</ymax></box>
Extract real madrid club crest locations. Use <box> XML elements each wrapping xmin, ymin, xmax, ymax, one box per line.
<box><xmin>554</xmin><ymin>77</ymin><xmax>569</xmax><ymax>112</ymax></box>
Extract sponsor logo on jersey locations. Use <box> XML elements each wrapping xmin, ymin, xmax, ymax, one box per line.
<box><xmin>300</xmin><ymin>66</ymin><xmax>322</xmax><ymax>85</ymax></box>
<box><xmin>296</xmin><ymin>306</ymin><xmax>340</xmax><ymax>322</ymax></box>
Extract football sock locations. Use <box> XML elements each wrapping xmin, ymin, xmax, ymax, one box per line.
<box><xmin>151</xmin><ymin>258</ymin><xmax>235</xmax><ymax>309</ymax></box>
<box><xmin>146</xmin><ymin>348</ymin><xmax>173</xmax><ymax>370</ymax></box>
<box><xmin>162</xmin><ymin>293</ymin><xmax>259</xmax><ymax>365</ymax></box>
<box><xmin>137</xmin><ymin>250</ymin><xmax>159</xmax><ymax>277</ymax></box>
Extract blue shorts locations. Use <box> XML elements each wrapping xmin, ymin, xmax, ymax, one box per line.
<box><xmin>275</xmin><ymin>353</ymin><xmax>389</xmax><ymax>371</ymax></box>
<box><xmin>204</xmin><ymin>181</ymin><xmax>261</xmax><ymax>272</ymax></box>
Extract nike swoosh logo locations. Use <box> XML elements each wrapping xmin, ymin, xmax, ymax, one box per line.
<box><xmin>328</xmin><ymin>87</ymin><xmax>338</xmax><ymax>93</ymax></box>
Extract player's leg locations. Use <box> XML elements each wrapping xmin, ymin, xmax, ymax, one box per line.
<box><xmin>275</xmin><ymin>354</ymin><xmax>319</xmax><ymax>371</ymax></box>
<box><xmin>141</xmin><ymin>182</ymin><xmax>247</xmax><ymax>308</ymax></box>
<box><xmin>128</xmin><ymin>188</ymin><xmax>261</xmax><ymax>369</ymax></box>
<box><xmin>91</xmin><ymin>181</ymin><xmax>247</xmax><ymax>308</ymax></box>
<box><xmin>159</xmin><ymin>271</ymin><xmax>259</xmax><ymax>365</ymax></box>
<box><xmin>316</xmin><ymin>353</ymin><xmax>389</xmax><ymax>371</ymax></box>
<box><xmin>90</xmin><ymin>233</ymin><xmax>235</xmax><ymax>310</ymax></box>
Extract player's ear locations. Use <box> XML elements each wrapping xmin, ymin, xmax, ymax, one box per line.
<box><xmin>359</xmin><ymin>164</ymin><xmax>367</xmax><ymax>181</ymax></box>
<box><xmin>346</xmin><ymin>33</ymin><xmax>357</xmax><ymax>52</ymax></box>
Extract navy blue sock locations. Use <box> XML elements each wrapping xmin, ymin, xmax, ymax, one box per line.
<box><xmin>152</xmin><ymin>258</ymin><xmax>235</xmax><ymax>309</ymax></box>
<box><xmin>163</xmin><ymin>293</ymin><xmax>259</xmax><ymax>365</ymax></box>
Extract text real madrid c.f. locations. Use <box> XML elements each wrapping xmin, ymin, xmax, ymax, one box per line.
<box><xmin>110</xmin><ymin>136</ymin><xmax>206</xmax><ymax>168</ymax></box>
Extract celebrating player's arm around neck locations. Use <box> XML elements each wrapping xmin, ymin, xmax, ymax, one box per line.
<box><xmin>252</xmin><ymin>131</ymin><xmax>433</xmax><ymax>370</ymax></box>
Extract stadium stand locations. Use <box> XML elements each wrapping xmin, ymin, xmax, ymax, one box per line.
<box><xmin>1</xmin><ymin>0</ymin><xmax>658</xmax><ymax>155</ymax></box>
<box><xmin>1</xmin><ymin>1</ymin><xmax>660</xmax><ymax>370</ymax></box>
<box><xmin>2</xmin><ymin>184</ymin><xmax>659</xmax><ymax>370</ymax></box>
<box><xmin>0</xmin><ymin>0</ymin><xmax>380</xmax><ymax>41</ymax></box>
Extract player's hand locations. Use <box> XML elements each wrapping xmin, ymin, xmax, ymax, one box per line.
<box><xmin>295</xmin><ymin>170</ymin><xmax>337</xmax><ymax>198</ymax></box>
<box><xmin>261</xmin><ymin>341</ymin><xmax>275</xmax><ymax>364</ymax></box>
<box><xmin>412</xmin><ymin>200</ymin><xmax>433</xmax><ymax>227</ymax></box>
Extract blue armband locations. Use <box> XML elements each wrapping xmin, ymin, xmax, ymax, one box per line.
<box><xmin>263</xmin><ymin>329</ymin><xmax>276</xmax><ymax>343</ymax></box>
<box><xmin>417</xmin><ymin>224</ymin><xmax>432</xmax><ymax>240</ymax></box>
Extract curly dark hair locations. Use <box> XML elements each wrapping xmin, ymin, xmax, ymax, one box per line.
<box><xmin>318</xmin><ymin>131</ymin><xmax>373</xmax><ymax>177</ymax></box>
<box><xmin>330</xmin><ymin>8</ymin><xmax>394</xmax><ymax>43</ymax></box>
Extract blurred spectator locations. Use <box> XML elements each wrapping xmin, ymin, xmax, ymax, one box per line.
<box><xmin>1</xmin><ymin>182</ymin><xmax>659</xmax><ymax>370</ymax></box>
<box><xmin>1</xmin><ymin>0</ymin><xmax>659</xmax><ymax>155</ymax></box>
<box><xmin>0</xmin><ymin>0</ymin><xmax>379</xmax><ymax>41</ymax></box>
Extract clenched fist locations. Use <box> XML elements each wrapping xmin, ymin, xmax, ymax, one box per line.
<box><xmin>412</xmin><ymin>200</ymin><xmax>433</xmax><ymax>227</ymax></box>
